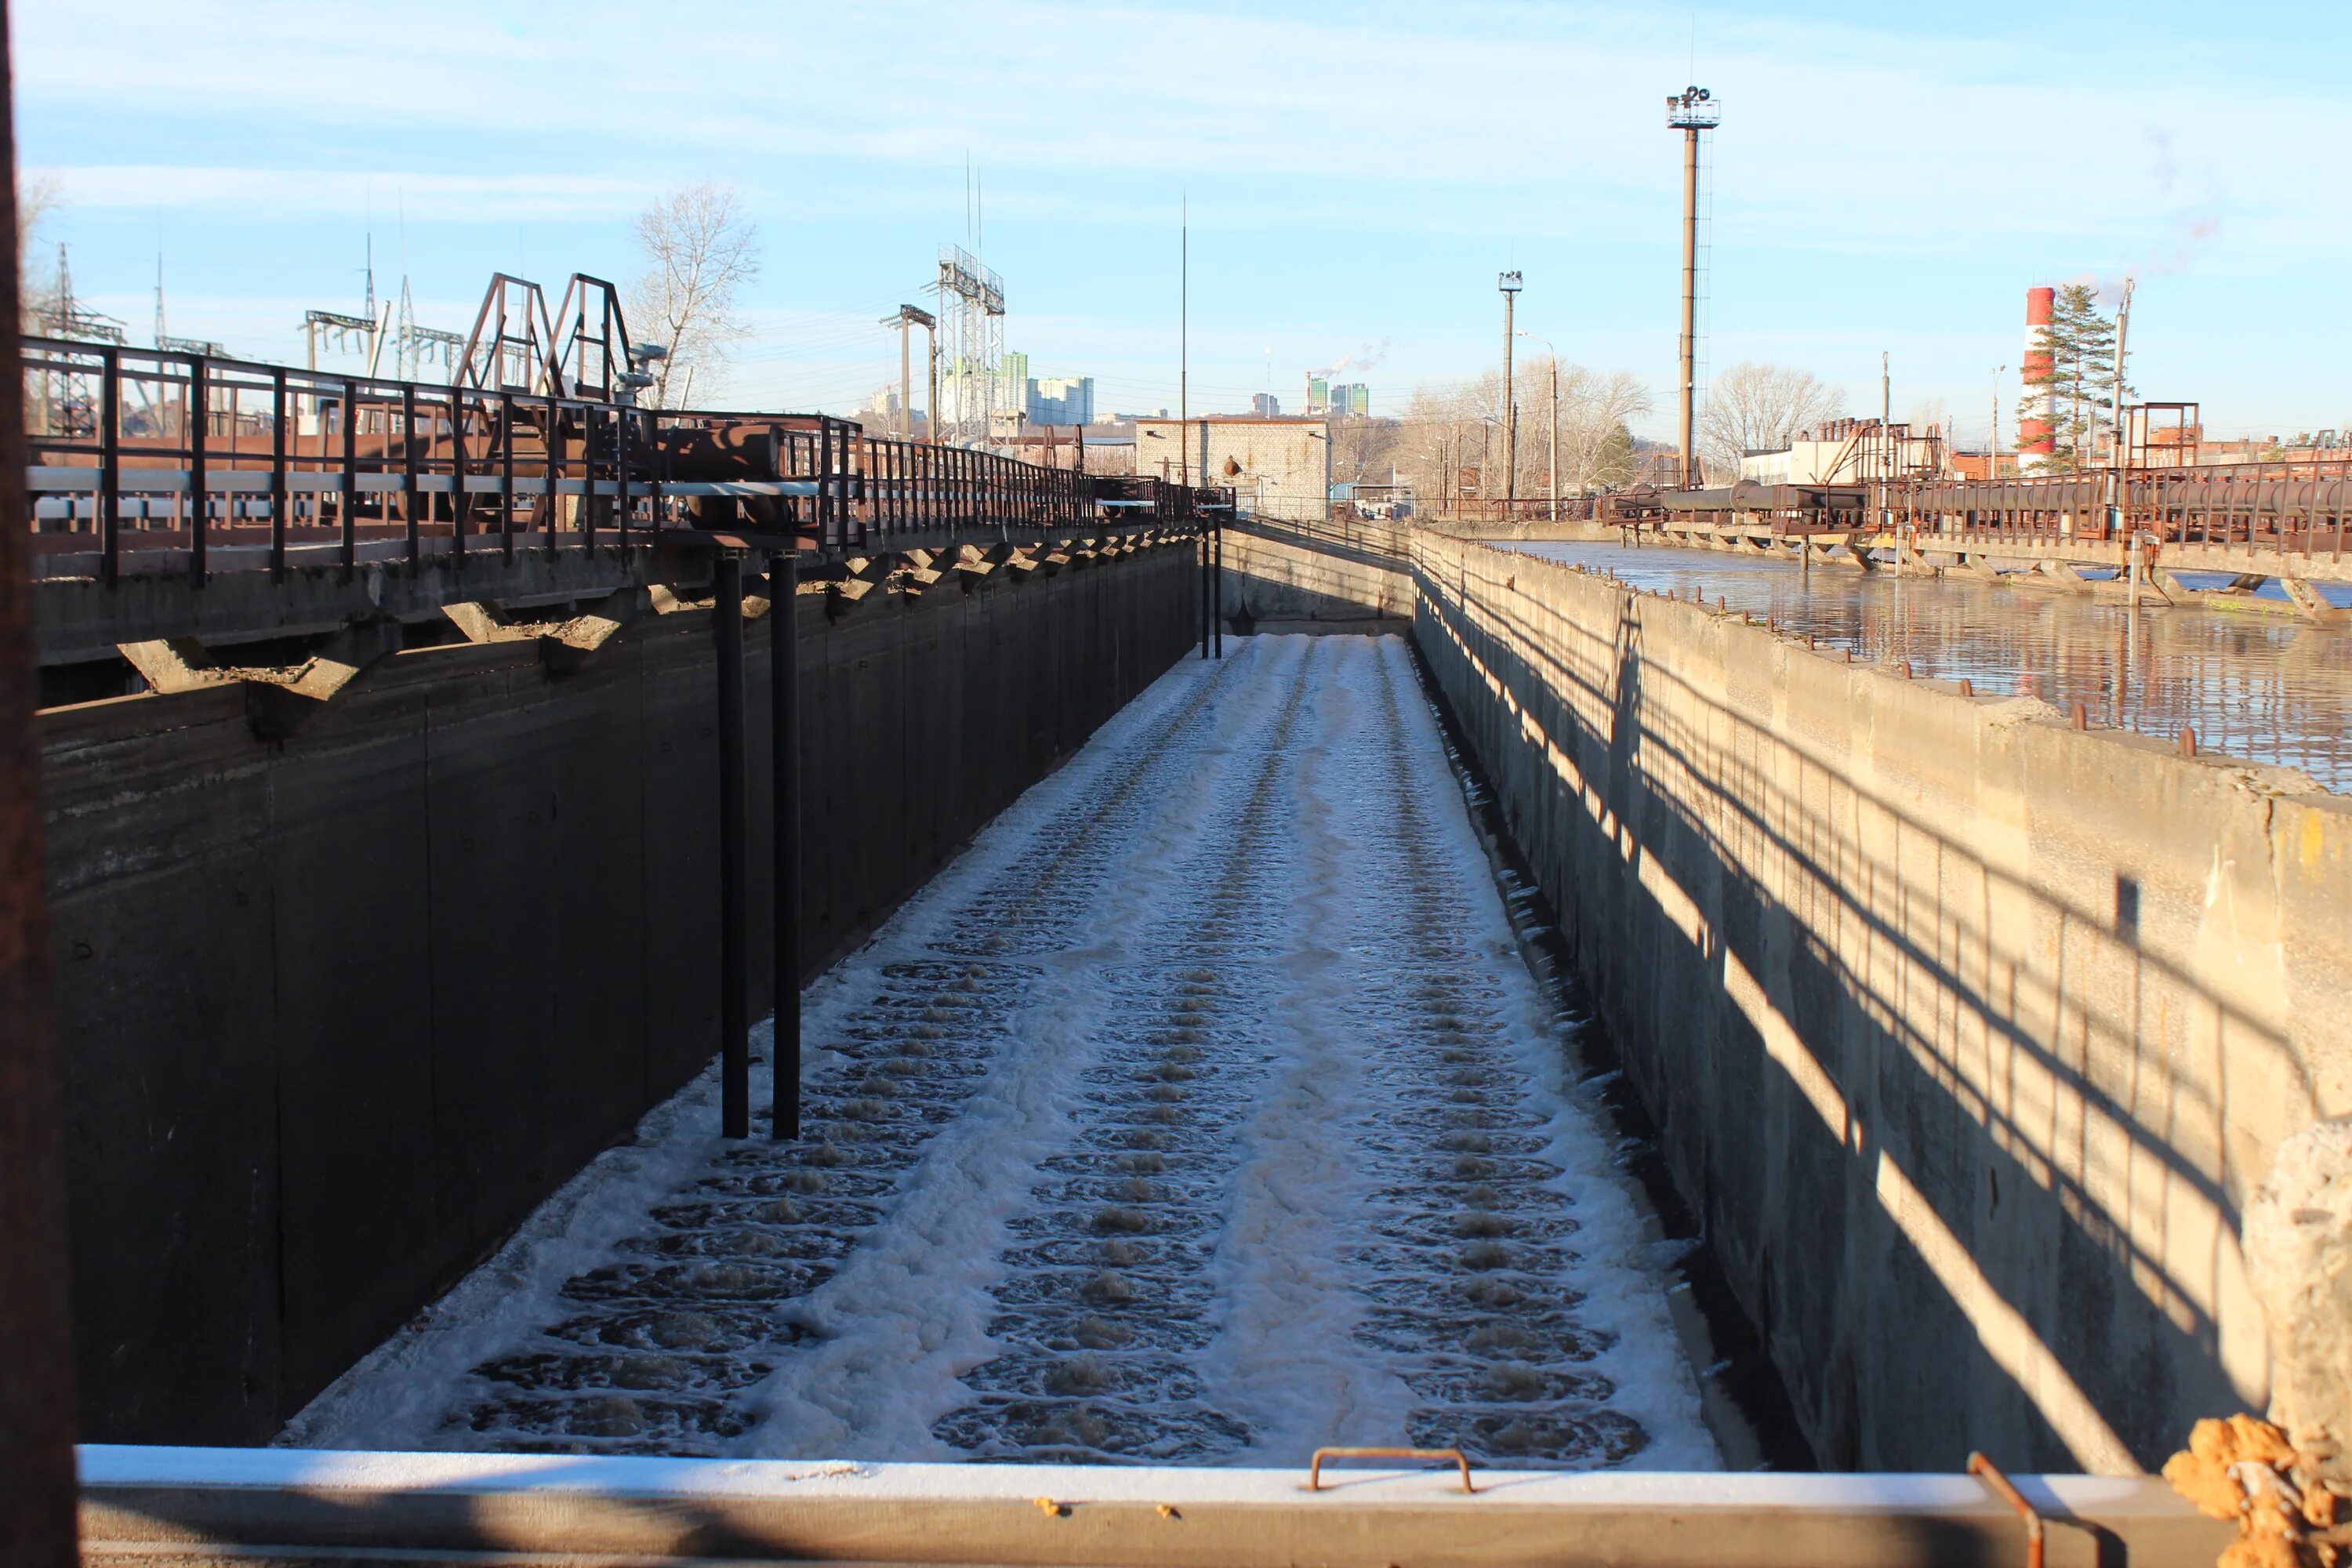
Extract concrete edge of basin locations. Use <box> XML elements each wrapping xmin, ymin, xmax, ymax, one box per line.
<box><xmin>78</xmin><ymin>1443</ymin><xmax>2234</xmax><ymax>1566</ymax></box>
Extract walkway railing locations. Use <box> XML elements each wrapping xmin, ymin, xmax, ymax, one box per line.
<box><xmin>20</xmin><ymin>339</ymin><xmax>1227</xmax><ymax>582</ymax></box>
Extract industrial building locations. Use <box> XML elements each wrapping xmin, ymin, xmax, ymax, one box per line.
<box><xmin>1133</xmin><ymin>414</ymin><xmax>1331</xmax><ymax>521</ymax></box>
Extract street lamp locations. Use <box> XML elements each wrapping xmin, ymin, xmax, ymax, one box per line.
<box><xmin>1519</xmin><ymin>328</ymin><xmax>1559</xmax><ymax>521</ymax></box>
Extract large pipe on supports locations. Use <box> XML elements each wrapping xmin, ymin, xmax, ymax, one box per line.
<box><xmin>0</xmin><ymin>5</ymin><xmax>82</xmax><ymax>1552</ymax></box>
<box><xmin>713</xmin><ymin>554</ymin><xmax>750</xmax><ymax>1139</ymax></box>
<box><xmin>769</xmin><ymin>552</ymin><xmax>801</xmax><ymax>1142</ymax></box>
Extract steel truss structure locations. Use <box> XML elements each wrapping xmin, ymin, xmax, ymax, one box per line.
<box><xmin>935</xmin><ymin>245</ymin><xmax>1004</xmax><ymax>448</ymax></box>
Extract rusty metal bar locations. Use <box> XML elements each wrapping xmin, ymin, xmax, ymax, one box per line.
<box><xmin>1966</xmin><ymin>1454</ymin><xmax>2044</xmax><ymax>1568</ymax></box>
<box><xmin>1307</xmin><ymin>1447</ymin><xmax>1474</xmax><ymax>1495</ymax></box>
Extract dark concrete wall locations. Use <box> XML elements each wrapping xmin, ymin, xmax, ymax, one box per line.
<box><xmin>39</xmin><ymin>539</ymin><xmax>1200</xmax><ymax>1444</ymax></box>
<box><xmin>1410</xmin><ymin>528</ymin><xmax>2351</xmax><ymax>1474</ymax></box>
<box><xmin>1217</xmin><ymin>517</ymin><xmax>1410</xmax><ymax>628</ymax></box>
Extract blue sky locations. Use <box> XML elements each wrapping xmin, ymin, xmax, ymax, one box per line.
<box><xmin>16</xmin><ymin>0</ymin><xmax>2350</xmax><ymax>441</ymax></box>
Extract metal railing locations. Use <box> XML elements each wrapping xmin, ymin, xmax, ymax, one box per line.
<box><xmin>20</xmin><ymin>339</ymin><xmax>1225</xmax><ymax>583</ymax></box>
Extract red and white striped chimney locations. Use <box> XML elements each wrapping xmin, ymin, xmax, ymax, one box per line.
<box><xmin>2020</xmin><ymin>285</ymin><xmax>2056</xmax><ymax>460</ymax></box>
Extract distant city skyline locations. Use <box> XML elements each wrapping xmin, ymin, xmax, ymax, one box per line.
<box><xmin>16</xmin><ymin>0</ymin><xmax>2350</xmax><ymax>441</ymax></box>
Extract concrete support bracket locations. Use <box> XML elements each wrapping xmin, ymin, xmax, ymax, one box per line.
<box><xmin>121</xmin><ymin>619</ymin><xmax>401</xmax><ymax>739</ymax></box>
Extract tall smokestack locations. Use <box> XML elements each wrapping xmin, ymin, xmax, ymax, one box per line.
<box><xmin>2020</xmin><ymin>285</ymin><xmax>2055</xmax><ymax>464</ymax></box>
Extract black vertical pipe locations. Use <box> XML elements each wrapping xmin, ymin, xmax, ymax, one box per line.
<box><xmin>1198</xmin><ymin>527</ymin><xmax>1209</xmax><ymax>659</ymax></box>
<box><xmin>449</xmin><ymin>387</ymin><xmax>470</xmax><ymax>569</ymax></box>
<box><xmin>1214</xmin><ymin>524</ymin><xmax>1223</xmax><ymax>658</ymax></box>
<box><xmin>544</xmin><ymin>394</ymin><xmax>560</xmax><ymax>558</ymax></box>
<box><xmin>770</xmin><ymin>553</ymin><xmax>801</xmax><ymax>1141</ymax></box>
<box><xmin>264</xmin><ymin>369</ymin><xmax>284</xmax><ymax>583</ymax></box>
<box><xmin>714</xmin><ymin>554</ymin><xmax>750</xmax><ymax>1139</ymax></box>
<box><xmin>615</xmin><ymin>407</ymin><xmax>630</xmax><ymax>550</ymax></box>
<box><xmin>184</xmin><ymin>355</ymin><xmax>206</xmax><ymax>584</ymax></box>
<box><xmin>581</xmin><ymin>405</ymin><xmax>598</xmax><ymax>555</ymax></box>
<box><xmin>96</xmin><ymin>350</ymin><xmax>119</xmax><ymax>585</ymax></box>
<box><xmin>401</xmin><ymin>383</ymin><xmax>419</xmax><ymax>564</ymax></box>
<box><xmin>339</xmin><ymin>376</ymin><xmax>357</xmax><ymax>579</ymax></box>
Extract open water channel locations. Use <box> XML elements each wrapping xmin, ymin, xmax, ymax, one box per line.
<box><xmin>279</xmin><ymin>634</ymin><xmax>1717</xmax><ymax>1471</ymax></box>
<box><xmin>1510</xmin><ymin>543</ymin><xmax>2352</xmax><ymax>792</ymax></box>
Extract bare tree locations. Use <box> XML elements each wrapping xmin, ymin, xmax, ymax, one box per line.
<box><xmin>1542</xmin><ymin>362</ymin><xmax>1652</xmax><ymax>495</ymax></box>
<box><xmin>1697</xmin><ymin>361</ymin><xmax>1843</xmax><ymax>474</ymax></box>
<box><xmin>17</xmin><ymin>174</ymin><xmax>60</xmax><ymax>330</ymax></box>
<box><xmin>627</xmin><ymin>183</ymin><xmax>761</xmax><ymax>408</ymax></box>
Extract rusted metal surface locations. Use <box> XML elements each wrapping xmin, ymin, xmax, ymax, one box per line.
<box><xmin>1308</xmin><ymin>1446</ymin><xmax>1475</xmax><ymax>1494</ymax></box>
<box><xmin>1968</xmin><ymin>1453</ymin><xmax>2046</xmax><ymax>1568</ymax></box>
<box><xmin>0</xmin><ymin>9</ymin><xmax>83</xmax><ymax>1563</ymax></box>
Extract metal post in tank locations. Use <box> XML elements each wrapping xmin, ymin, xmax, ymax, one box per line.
<box><xmin>1214</xmin><ymin>523</ymin><xmax>1223</xmax><ymax>658</ymax></box>
<box><xmin>713</xmin><ymin>552</ymin><xmax>750</xmax><ymax>1139</ymax></box>
<box><xmin>770</xmin><ymin>550</ymin><xmax>802</xmax><ymax>1142</ymax></box>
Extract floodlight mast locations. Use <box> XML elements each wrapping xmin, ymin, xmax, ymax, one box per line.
<box><xmin>1497</xmin><ymin>271</ymin><xmax>1523</xmax><ymax>507</ymax></box>
<box><xmin>1667</xmin><ymin>85</ymin><xmax>1719</xmax><ymax>488</ymax></box>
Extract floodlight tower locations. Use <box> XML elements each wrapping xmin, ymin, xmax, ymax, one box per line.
<box><xmin>1667</xmin><ymin>84</ymin><xmax>1719</xmax><ymax>489</ymax></box>
<box><xmin>1498</xmin><ymin>270</ymin><xmax>1523</xmax><ymax>506</ymax></box>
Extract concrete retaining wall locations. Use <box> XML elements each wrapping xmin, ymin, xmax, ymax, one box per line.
<box><xmin>1218</xmin><ymin>517</ymin><xmax>1410</xmax><ymax>629</ymax></box>
<box><xmin>1410</xmin><ymin>528</ymin><xmax>2352</xmax><ymax>1472</ymax></box>
<box><xmin>40</xmin><ymin>539</ymin><xmax>1199</xmax><ymax>1444</ymax></box>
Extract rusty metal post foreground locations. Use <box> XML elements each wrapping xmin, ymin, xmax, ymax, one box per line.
<box><xmin>714</xmin><ymin>554</ymin><xmax>750</xmax><ymax>1138</ymax></box>
<box><xmin>0</xmin><ymin>2</ymin><xmax>85</xmax><ymax>1557</ymax></box>
<box><xmin>771</xmin><ymin>554</ymin><xmax>801</xmax><ymax>1142</ymax></box>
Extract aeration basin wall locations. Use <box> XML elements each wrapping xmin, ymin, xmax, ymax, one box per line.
<box><xmin>1410</xmin><ymin>528</ymin><xmax>2352</xmax><ymax>1473</ymax></box>
<box><xmin>39</xmin><ymin>538</ymin><xmax>1199</xmax><ymax>1444</ymax></box>
<box><xmin>1215</xmin><ymin>517</ymin><xmax>1413</xmax><ymax>629</ymax></box>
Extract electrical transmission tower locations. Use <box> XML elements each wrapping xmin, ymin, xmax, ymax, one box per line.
<box><xmin>935</xmin><ymin>245</ymin><xmax>1004</xmax><ymax>448</ymax></box>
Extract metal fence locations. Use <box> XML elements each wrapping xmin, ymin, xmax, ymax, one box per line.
<box><xmin>21</xmin><ymin>339</ymin><xmax>1227</xmax><ymax>583</ymax></box>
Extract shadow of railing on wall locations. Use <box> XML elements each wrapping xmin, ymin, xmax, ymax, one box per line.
<box><xmin>1409</xmin><ymin>532</ymin><xmax>2309</xmax><ymax>1473</ymax></box>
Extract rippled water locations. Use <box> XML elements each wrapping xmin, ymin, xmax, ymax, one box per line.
<box><xmin>1510</xmin><ymin>543</ymin><xmax>2352</xmax><ymax>792</ymax></box>
<box><xmin>280</xmin><ymin>634</ymin><xmax>1715</xmax><ymax>1471</ymax></box>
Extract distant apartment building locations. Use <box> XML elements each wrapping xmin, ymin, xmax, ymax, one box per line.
<box><xmin>1253</xmin><ymin>393</ymin><xmax>1281</xmax><ymax>417</ymax></box>
<box><xmin>1134</xmin><ymin>416</ymin><xmax>1330</xmax><ymax>522</ymax></box>
<box><xmin>1301</xmin><ymin>378</ymin><xmax>1369</xmax><ymax>417</ymax></box>
<box><xmin>1029</xmin><ymin>375</ymin><xmax>1094</xmax><ymax>426</ymax></box>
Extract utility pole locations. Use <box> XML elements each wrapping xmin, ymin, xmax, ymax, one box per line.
<box><xmin>2108</xmin><ymin>278</ymin><xmax>2135</xmax><ymax>467</ymax></box>
<box><xmin>1550</xmin><ymin>357</ymin><xmax>1559</xmax><ymax>521</ymax></box>
<box><xmin>1179</xmin><ymin>194</ymin><xmax>1188</xmax><ymax>488</ymax></box>
<box><xmin>1666</xmin><ymin>85</ymin><xmax>1719</xmax><ymax>490</ymax></box>
<box><xmin>881</xmin><ymin>305</ymin><xmax>935</xmax><ymax>441</ymax></box>
<box><xmin>1498</xmin><ymin>270</ymin><xmax>1522</xmax><ymax>507</ymax></box>
<box><xmin>1882</xmin><ymin>350</ymin><xmax>1890</xmax><ymax>426</ymax></box>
